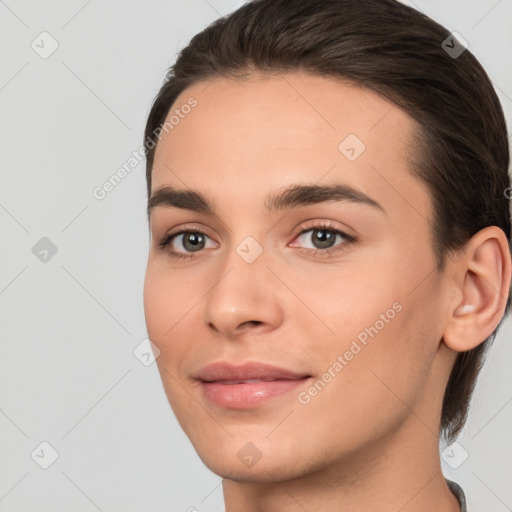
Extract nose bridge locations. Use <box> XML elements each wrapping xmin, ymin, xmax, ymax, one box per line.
<box><xmin>202</xmin><ymin>231</ymin><xmax>283</xmax><ymax>337</ymax></box>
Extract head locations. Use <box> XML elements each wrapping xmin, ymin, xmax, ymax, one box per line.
<box><xmin>142</xmin><ymin>0</ymin><xmax>511</xmax><ymax>481</ymax></box>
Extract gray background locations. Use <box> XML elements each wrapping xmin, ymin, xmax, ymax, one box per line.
<box><xmin>0</xmin><ymin>1</ymin><xmax>511</xmax><ymax>510</ymax></box>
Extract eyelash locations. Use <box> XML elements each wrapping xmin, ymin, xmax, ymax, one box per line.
<box><xmin>156</xmin><ymin>221</ymin><xmax>356</xmax><ymax>261</ymax></box>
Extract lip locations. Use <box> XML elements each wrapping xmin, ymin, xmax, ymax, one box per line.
<box><xmin>196</xmin><ymin>362</ymin><xmax>312</xmax><ymax>409</ymax></box>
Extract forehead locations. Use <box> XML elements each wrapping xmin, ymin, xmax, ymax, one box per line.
<box><xmin>151</xmin><ymin>72</ymin><xmax>431</xmax><ymax>224</ymax></box>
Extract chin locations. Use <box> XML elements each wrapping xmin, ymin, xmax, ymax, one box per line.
<box><xmin>201</xmin><ymin>454</ymin><xmax>309</xmax><ymax>484</ymax></box>
<box><xmin>186</xmin><ymin>431</ymin><xmax>316</xmax><ymax>483</ymax></box>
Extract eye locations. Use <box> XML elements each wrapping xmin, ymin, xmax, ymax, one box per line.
<box><xmin>290</xmin><ymin>221</ymin><xmax>356</xmax><ymax>257</ymax></box>
<box><xmin>156</xmin><ymin>228</ymin><xmax>217</xmax><ymax>261</ymax></box>
<box><xmin>155</xmin><ymin>220</ymin><xmax>356</xmax><ymax>261</ymax></box>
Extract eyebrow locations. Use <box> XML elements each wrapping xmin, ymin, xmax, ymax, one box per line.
<box><xmin>147</xmin><ymin>183</ymin><xmax>385</xmax><ymax>217</ymax></box>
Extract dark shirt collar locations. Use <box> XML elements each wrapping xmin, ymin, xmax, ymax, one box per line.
<box><xmin>446</xmin><ymin>478</ymin><xmax>467</xmax><ymax>511</ymax></box>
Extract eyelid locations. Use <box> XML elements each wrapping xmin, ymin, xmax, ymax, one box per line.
<box><xmin>290</xmin><ymin>218</ymin><xmax>355</xmax><ymax>241</ymax></box>
<box><xmin>289</xmin><ymin>220</ymin><xmax>356</xmax><ymax>257</ymax></box>
<box><xmin>154</xmin><ymin>222</ymin><xmax>216</xmax><ymax>246</ymax></box>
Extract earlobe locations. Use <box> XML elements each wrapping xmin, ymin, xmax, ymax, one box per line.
<box><xmin>443</xmin><ymin>226</ymin><xmax>511</xmax><ymax>353</ymax></box>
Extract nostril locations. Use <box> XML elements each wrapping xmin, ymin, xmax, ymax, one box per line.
<box><xmin>242</xmin><ymin>320</ymin><xmax>263</xmax><ymax>327</ymax></box>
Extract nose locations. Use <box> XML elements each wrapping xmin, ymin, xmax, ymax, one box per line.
<box><xmin>202</xmin><ymin>243</ymin><xmax>284</xmax><ymax>340</ymax></box>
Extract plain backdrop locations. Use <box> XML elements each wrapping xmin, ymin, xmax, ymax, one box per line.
<box><xmin>0</xmin><ymin>1</ymin><xmax>511</xmax><ymax>511</ymax></box>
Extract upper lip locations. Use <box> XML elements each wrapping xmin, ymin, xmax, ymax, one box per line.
<box><xmin>196</xmin><ymin>362</ymin><xmax>311</xmax><ymax>382</ymax></box>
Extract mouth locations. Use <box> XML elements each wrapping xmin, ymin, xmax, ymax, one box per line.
<box><xmin>195</xmin><ymin>362</ymin><xmax>312</xmax><ymax>409</ymax></box>
<box><xmin>208</xmin><ymin>378</ymin><xmax>295</xmax><ymax>384</ymax></box>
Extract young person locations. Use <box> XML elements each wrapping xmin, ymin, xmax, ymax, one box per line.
<box><xmin>142</xmin><ymin>1</ymin><xmax>511</xmax><ymax>510</ymax></box>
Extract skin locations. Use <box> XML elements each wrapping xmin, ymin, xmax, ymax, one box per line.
<box><xmin>143</xmin><ymin>72</ymin><xmax>511</xmax><ymax>511</ymax></box>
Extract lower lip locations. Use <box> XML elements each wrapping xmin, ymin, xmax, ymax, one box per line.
<box><xmin>200</xmin><ymin>378</ymin><xmax>310</xmax><ymax>409</ymax></box>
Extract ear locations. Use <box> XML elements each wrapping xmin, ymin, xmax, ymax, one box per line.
<box><xmin>443</xmin><ymin>226</ymin><xmax>511</xmax><ymax>352</ymax></box>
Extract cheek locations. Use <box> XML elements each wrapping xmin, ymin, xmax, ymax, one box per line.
<box><xmin>143</xmin><ymin>266</ymin><xmax>169</xmax><ymax>339</ymax></box>
<box><xmin>298</xmin><ymin>303</ymin><xmax>434</xmax><ymax>449</ymax></box>
<box><xmin>292</xmin><ymin>239</ymin><xmax>400</xmax><ymax>341</ymax></box>
<box><xmin>143</xmin><ymin>262</ymin><xmax>212</xmax><ymax>386</ymax></box>
<box><xmin>304</xmin><ymin>270</ymin><xmax>436</xmax><ymax>422</ymax></box>
<box><xmin>143</xmin><ymin>265</ymin><xmax>194</xmax><ymax>411</ymax></box>
<box><xmin>342</xmin><ymin>291</ymin><xmax>439</xmax><ymax>418</ymax></box>
<box><xmin>143</xmin><ymin>261</ymin><xmax>196</xmax><ymax>339</ymax></box>
<box><xmin>298</xmin><ymin>267</ymin><xmax>401</xmax><ymax>352</ymax></box>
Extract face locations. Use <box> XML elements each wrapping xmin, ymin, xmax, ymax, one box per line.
<box><xmin>143</xmin><ymin>73</ymin><xmax>453</xmax><ymax>482</ymax></box>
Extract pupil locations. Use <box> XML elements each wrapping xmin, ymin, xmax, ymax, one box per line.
<box><xmin>314</xmin><ymin>229</ymin><xmax>334</xmax><ymax>249</ymax></box>
<box><xmin>184</xmin><ymin>232</ymin><xmax>204</xmax><ymax>252</ymax></box>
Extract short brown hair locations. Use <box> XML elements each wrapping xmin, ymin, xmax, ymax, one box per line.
<box><xmin>143</xmin><ymin>0</ymin><xmax>511</xmax><ymax>443</ymax></box>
